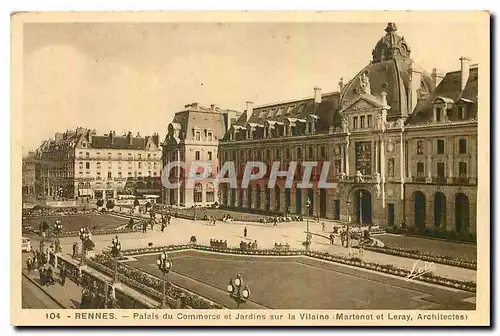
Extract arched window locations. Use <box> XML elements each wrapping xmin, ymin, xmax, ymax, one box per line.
<box><xmin>193</xmin><ymin>183</ymin><xmax>203</xmax><ymax>203</ymax></box>
<box><xmin>206</xmin><ymin>183</ymin><xmax>215</xmax><ymax>203</ymax></box>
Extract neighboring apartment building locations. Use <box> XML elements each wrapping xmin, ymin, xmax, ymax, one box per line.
<box><xmin>22</xmin><ymin>153</ymin><xmax>37</xmax><ymax>197</ymax></box>
<box><xmin>31</xmin><ymin>127</ymin><xmax>163</xmax><ymax>200</ymax></box>
<box><xmin>218</xmin><ymin>23</ymin><xmax>478</xmax><ymax>235</ymax></box>
<box><xmin>162</xmin><ymin>103</ymin><xmax>241</xmax><ymax>207</ymax></box>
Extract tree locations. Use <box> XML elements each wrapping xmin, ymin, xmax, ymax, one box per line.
<box><xmin>106</xmin><ymin>200</ymin><xmax>115</xmax><ymax>210</ymax></box>
<box><xmin>96</xmin><ymin>199</ymin><xmax>104</xmax><ymax>207</ymax></box>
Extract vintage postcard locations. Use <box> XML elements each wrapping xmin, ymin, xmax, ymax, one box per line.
<box><xmin>11</xmin><ymin>11</ymin><xmax>490</xmax><ymax>326</ymax></box>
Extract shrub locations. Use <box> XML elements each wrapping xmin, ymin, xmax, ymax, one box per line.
<box><xmin>96</xmin><ymin>199</ymin><xmax>104</xmax><ymax>207</ymax></box>
<box><xmin>106</xmin><ymin>200</ymin><xmax>115</xmax><ymax>210</ymax></box>
<box><xmin>190</xmin><ymin>236</ymin><xmax>197</xmax><ymax>243</ymax></box>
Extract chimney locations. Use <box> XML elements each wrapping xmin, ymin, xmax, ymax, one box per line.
<box><xmin>136</xmin><ymin>132</ymin><xmax>141</xmax><ymax>137</ymax></box>
<box><xmin>127</xmin><ymin>131</ymin><xmax>133</xmax><ymax>145</ymax></box>
<box><xmin>246</xmin><ymin>101</ymin><xmax>254</xmax><ymax>123</ymax></box>
<box><xmin>314</xmin><ymin>87</ymin><xmax>322</xmax><ymax>104</ymax></box>
<box><xmin>210</xmin><ymin>104</ymin><xmax>216</xmax><ymax>111</ymax></box>
<box><xmin>460</xmin><ymin>57</ymin><xmax>471</xmax><ymax>91</ymax></box>
<box><xmin>431</xmin><ymin>68</ymin><xmax>444</xmax><ymax>88</ymax></box>
<box><xmin>87</xmin><ymin>130</ymin><xmax>93</xmax><ymax>143</ymax></box>
<box><xmin>153</xmin><ymin>133</ymin><xmax>159</xmax><ymax>146</ymax></box>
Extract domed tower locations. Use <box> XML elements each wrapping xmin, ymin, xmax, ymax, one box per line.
<box><xmin>371</xmin><ymin>23</ymin><xmax>411</xmax><ymax>63</ymax></box>
<box><xmin>339</xmin><ymin>23</ymin><xmax>434</xmax><ymax>122</ymax></box>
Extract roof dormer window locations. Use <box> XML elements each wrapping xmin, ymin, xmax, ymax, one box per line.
<box><xmin>458</xmin><ymin>106</ymin><xmax>467</xmax><ymax>120</ymax></box>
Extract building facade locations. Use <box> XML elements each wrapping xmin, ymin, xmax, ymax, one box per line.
<box><xmin>218</xmin><ymin>23</ymin><xmax>478</xmax><ymax>235</ymax></box>
<box><xmin>162</xmin><ymin>103</ymin><xmax>241</xmax><ymax>207</ymax></box>
<box><xmin>22</xmin><ymin>154</ymin><xmax>37</xmax><ymax>197</ymax></box>
<box><xmin>29</xmin><ymin>128</ymin><xmax>163</xmax><ymax>200</ymax></box>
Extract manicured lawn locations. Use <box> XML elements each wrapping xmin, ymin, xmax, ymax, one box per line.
<box><xmin>376</xmin><ymin>234</ymin><xmax>477</xmax><ymax>261</ymax></box>
<box><xmin>130</xmin><ymin>251</ymin><xmax>475</xmax><ymax>310</ymax></box>
<box><xmin>22</xmin><ymin>214</ymin><xmax>127</xmax><ymax>232</ymax></box>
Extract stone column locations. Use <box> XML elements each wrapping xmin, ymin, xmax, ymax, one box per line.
<box><xmin>374</xmin><ymin>139</ymin><xmax>379</xmax><ymax>173</ymax></box>
<box><xmin>380</xmin><ymin>137</ymin><xmax>386</xmax><ymax>208</ymax></box>
<box><xmin>344</xmin><ymin>139</ymin><xmax>350</xmax><ymax>176</ymax></box>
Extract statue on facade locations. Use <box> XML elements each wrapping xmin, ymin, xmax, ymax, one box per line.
<box><xmin>360</xmin><ymin>72</ymin><xmax>371</xmax><ymax>95</ymax></box>
<box><xmin>374</xmin><ymin>173</ymin><xmax>381</xmax><ymax>196</ymax></box>
<box><xmin>339</xmin><ymin>172</ymin><xmax>346</xmax><ymax>180</ymax></box>
<box><xmin>355</xmin><ymin>170</ymin><xmax>364</xmax><ymax>183</ymax></box>
<box><xmin>340</xmin><ymin>116</ymin><xmax>349</xmax><ymax>133</ymax></box>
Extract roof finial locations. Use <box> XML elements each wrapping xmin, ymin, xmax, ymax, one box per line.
<box><xmin>385</xmin><ymin>23</ymin><xmax>397</xmax><ymax>33</ymax></box>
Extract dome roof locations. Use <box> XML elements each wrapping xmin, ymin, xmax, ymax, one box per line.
<box><xmin>372</xmin><ymin>23</ymin><xmax>411</xmax><ymax>63</ymax></box>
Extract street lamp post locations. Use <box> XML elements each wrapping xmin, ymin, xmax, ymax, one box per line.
<box><xmin>305</xmin><ymin>197</ymin><xmax>311</xmax><ymax>251</ymax></box>
<box><xmin>227</xmin><ymin>274</ymin><xmax>250</xmax><ymax>309</ymax></box>
<box><xmin>359</xmin><ymin>190</ymin><xmax>363</xmax><ymax>230</ymax></box>
<box><xmin>111</xmin><ymin>235</ymin><xmax>122</xmax><ymax>283</ymax></box>
<box><xmin>156</xmin><ymin>251</ymin><xmax>172</xmax><ymax>309</ymax></box>
<box><xmin>79</xmin><ymin>227</ymin><xmax>89</xmax><ymax>265</ymax></box>
<box><xmin>346</xmin><ymin>199</ymin><xmax>352</xmax><ymax>248</ymax></box>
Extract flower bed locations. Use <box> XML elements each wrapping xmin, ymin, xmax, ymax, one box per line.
<box><xmin>90</xmin><ymin>253</ymin><xmax>223</xmax><ymax>309</ymax></box>
<box><xmin>363</xmin><ymin>245</ymin><xmax>477</xmax><ymax>270</ymax></box>
<box><xmin>55</xmin><ymin>227</ymin><xmax>138</xmax><ymax>238</ymax></box>
<box><xmin>120</xmin><ymin>245</ymin><xmax>476</xmax><ymax>293</ymax></box>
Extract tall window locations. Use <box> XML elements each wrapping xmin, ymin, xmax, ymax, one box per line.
<box><xmin>459</xmin><ymin>162</ymin><xmax>468</xmax><ymax>179</ymax></box>
<box><xmin>297</xmin><ymin>147</ymin><xmax>303</xmax><ymax>159</ymax></box>
<box><xmin>275</xmin><ymin>148</ymin><xmax>281</xmax><ymax>160</ymax></box>
<box><xmin>193</xmin><ymin>183</ymin><xmax>203</xmax><ymax>203</ymax></box>
<box><xmin>353</xmin><ymin>116</ymin><xmax>359</xmax><ymax>129</ymax></box>
<box><xmin>86</xmin><ymin>152</ymin><xmax>90</xmax><ymax>159</ymax></box>
<box><xmin>437</xmin><ymin>162</ymin><xmax>445</xmax><ymax>180</ymax></box>
<box><xmin>208</xmin><ymin>132</ymin><xmax>213</xmax><ymax>142</ymax></box>
<box><xmin>459</xmin><ymin>138</ymin><xmax>467</xmax><ymax>154</ymax></box>
<box><xmin>206</xmin><ymin>183</ymin><xmax>215</xmax><ymax>202</ymax></box>
<box><xmin>85</xmin><ymin>162</ymin><xmax>90</xmax><ymax>169</ymax></box>
<box><xmin>367</xmin><ymin>115</ymin><xmax>373</xmax><ymax>128</ymax></box>
<box><xmin>195</xmin><ymin>151</ymin><xmax>200</xmax><ymax>160</ymax></box>
<box><xmin>138</xmin><ymin>162</ymin><xmax>142</xmax><ymax>168</ymax></box>
<box><xmin>320</xmin><ymin>146</ymin><xmax>326</xmax><ymax>160</ymax></box>
<box><xmin>208</xmin><ymin>152</ymin><xmax>212</xmax><ymax>161</ymax></box>
<box><xmin>436</xmin><ymin>107</ymin><xmax>442</xmax><ymax>122</ymax></box>
<box><xmin>417</xmin><ymin>162</ymin><xmax>425</xmax><ymax>179</ymax></box>
<box><xmin>437</xmin><ymin>139</ymin><xmax>445</xmax><ymax>154</ymax></box>
<box><xmin>355</xmin><ymin>142</ymin><xmax>372</xmax><ymax>175</ymax></box>
<box><xmin>285</xmin><ymin>148</ymin><xmax>291</xmax><ymax>160</ymax></box>
<box><xmin>360</xmin><ymin>116</ymin><xmax>366</xmax><ymax>128</ymax></box>
<box><xmin>458</xmin><ymin>106</ymin><xmax>467</xmax><ymax>120</ymax></box>
<box><xmin>417</xmin><ymin>140</ymin><xmax>425</xmax><ymax>155</ymax></box>
<box><xmin>195</xmin><ymin>132</ymin><xmax>201</xmax><ymax>141</ymax></box>
<box><xmin>107</xmin><ymin>172</ymin><xmax>112</xmax><ymax>179</ymax></box>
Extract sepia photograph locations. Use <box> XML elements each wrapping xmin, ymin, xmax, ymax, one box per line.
<box><xmin>10</xmin><ymin>11</ymin><xmax>490</xmax><ymax>326</ymax></box>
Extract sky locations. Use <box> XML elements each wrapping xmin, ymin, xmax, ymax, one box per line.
<box><xmin>22</xmin><ymin>20</ymin><xmax>481</xmax><ymax>154</ymax></box>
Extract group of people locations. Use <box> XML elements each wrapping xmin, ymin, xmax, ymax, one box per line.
<box><xmin>209</xmin><ymin>239</ymin><xmax>228</xmax><ymax>248</ymax></box>
<box><xmin>239</xmin><ymin>240</ymin><xmax>258</xmax><ymax>250</ymax></box>
<box><xmin>221</xmin><ymin>214</ymin><xmax>234</xmax><ymax>223</ymax></box>
<box><xmin>80</xmin><ymin>280</ymin><xmax>117</xmax><ymax>309</ymax></box>
<box><xmin>138</xmin><ymin>214</ymin><xmax>172</xmax><ymax>233</ymax></box>
<box><xmin>26</xmin><ymin>250</ymin><xmax>68</xmax><ymax>287</ymax></box>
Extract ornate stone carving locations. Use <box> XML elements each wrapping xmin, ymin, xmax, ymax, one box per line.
<box><xmin>341</xmin><ymin>116</ymin><xmax>349</xmax><ymax>133</ymax></box>
<box><xmin>374</xmin><ymin>173</ymin><xmax>381</xmax><ymax>196</ymax></box>
<box><xmin>360</xmin><ymin>72</ymin><xmax>371</xmax><ymax>95</ymax></box>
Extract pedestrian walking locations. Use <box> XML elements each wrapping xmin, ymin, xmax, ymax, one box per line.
<box><xmin>60</xmin><ymin>264</ymin><xmax>67</xmax><ymax>286</ymax></box>
<box><xmin>142</xmin><ymin>221</ymin><xmax>147</xmax><ymax>233</ymax></box>
<box><xmin>244</xmin><ymin>227</ymin><xmax>247</xmax><ymax>238</ymax></box>
<box><xmin>26</xmin><ymin>257</ymin><xmax>32</xmax><ymax>273</ymax></box>
<box><xmin>161</xmin><ymin>221</ymin><xmax>165</xmax><ymax>232</ymax></box>
<box><xmin>150</xmin><ymin>219</ymin><xmax>154</xmax><ymax>230</ymax></box>
<box><xmin>321</xmin><ymin>222</ymin><xmax>326</xmax><ymax>232</ymax></box>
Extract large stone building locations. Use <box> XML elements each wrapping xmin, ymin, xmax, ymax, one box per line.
<box><xmin>162</xmin><ymin>103</ymin><xmax>241</xmax><ymax>207</ymax></box>
<box><xmin>22</xmin><ymin>153</ymin><xmax>37</xmax><ymax>197</ymax></box>
<box><xmin>30</xmin><ymin>127</ymin><xmax>163</xmax><ymax>200</ymax></box>
<box><xmin>218</xmin><ymin>23</ymin><xmax>478</xmax><ymax>235</ymax></box>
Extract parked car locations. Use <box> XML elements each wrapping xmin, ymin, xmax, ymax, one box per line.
<box><xmin>22</xmin><ymin>237</ymin><xmax>32</xmax><ymax>252</ymax></box>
